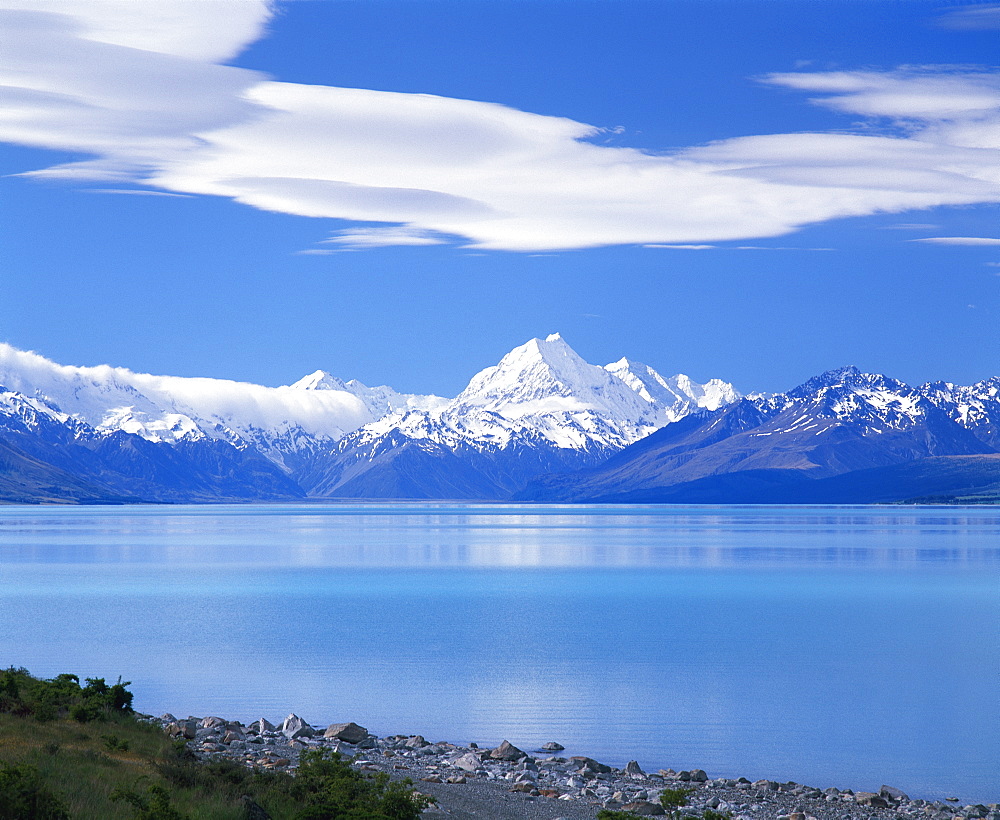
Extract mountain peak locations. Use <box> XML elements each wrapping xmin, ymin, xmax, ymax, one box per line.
<box><xmin>787</xmin><ymin>365</ymin><xmax>884</xmax><ymax>398</ymax></box>
<box><xmin>290</xmin><ymin>370</ymin><xmax>347</xmax><ymax>391</ymax></box>
<box><xmin>521</xmin><ymin>332</ymin><xmax>575</xmax><ymax>360</ymax></box>
<box><xmin>454</xmin><ymin>334</ymin><xmax>648</xmax><ymax>419</ymax></box>
<box><xmin>605</xmin><ymin>358</ymin><xmax>740</xmax><ymax>418</ymax></box>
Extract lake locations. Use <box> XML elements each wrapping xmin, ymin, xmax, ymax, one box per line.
<box><xmin>0</xmin><ymin>503</ymin><xmax>997</xmax><ymax>802</ymax></box>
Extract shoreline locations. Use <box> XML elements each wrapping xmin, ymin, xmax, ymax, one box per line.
<box><xmin>150</xmin><ymin>712</ymin><xmax>999</xmax><ymax>820</ymax></box>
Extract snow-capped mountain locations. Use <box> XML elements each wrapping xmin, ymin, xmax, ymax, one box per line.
<box><xmin>0</xmin><ymin>343</ymin><xmax>454</xmax><ymax>473</ymax></box>
<box><xmin>0</xmin><ymin>335</ymin><xmax>737</xmax><ymax>501</ymax></box>
<box><xmin>289</xmin><ymin>370</ymin><xmax>448</xmax><ymax>419</ymax></box>
<box><xmin>297</xmin><ymin>334</ymin><xmax>739</xmax><ymax>498</ymax></box>
<box><xmin>919</xmin><ymin>377</ymin><xmax>1000</xmax><ymax>450</ymax></box>
<box><xmin>521</xmin><ymin>365</ymin><xmax>1000</xmax><ymax>504</ymax></box>
<box><xmin>0</xmin><ymin>343</ymin><xmax>372</xmax><ymax>445</ymax></box>
<box><xmin>605</xmin><ymin>357</ymin><xmax>738</xmax><ymax>425</ymax></box>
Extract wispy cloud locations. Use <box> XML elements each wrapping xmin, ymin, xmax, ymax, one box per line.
<box><xmin>320</xmin><ymin>226</ymin><xmax>452</xmax><ymax>249</ymax></box>
<box><xmin>910</xmin><ymin>237</ymin><xmax>1000</xmax><ymax>246</ymax></box>
<box><xmin>935</xmin><ymin>4</ymin><xmax>1000</xmax><ymax>31</ymax></box>
<box><xmin>2</xmin><ymin>4</ymin><xmax>1000</xmax><ymax>252</ymax></box>
<box><xmin>643</xmin><ymin>244</ymin><xmax>716</xmax><ymax>250</ymax></box>
<box><xmin>733</xmin><ymin>246</ymin><xmax>835</xmax><ymax>251</ymax></box>
<box><xmin>83</xmin><ymin>188</ymin><xmax>194</xmax><ymax>198</ymax></box>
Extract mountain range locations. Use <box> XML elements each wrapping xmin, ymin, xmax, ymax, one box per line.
<box><xmin>520</xmin><ymin>366</ymin><xmax>1000</xmax><ymax>504</ymax></box>
<box><xmin>0</xmin><ymin>337</ymin><xmax>997</xmax><ymax>504</ymax></box>
<box><xmin>0</xmin><ymin>335</ymin><xmax>735</xmax><ymax>502</ymax></box>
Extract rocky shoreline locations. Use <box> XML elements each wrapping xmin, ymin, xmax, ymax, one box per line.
<box><xmin>149</xmin><ymin>713</ymin><xmax>998</xmax><ymax>820</ymax></box>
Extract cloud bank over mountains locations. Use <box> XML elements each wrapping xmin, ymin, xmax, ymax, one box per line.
<box><xmin>2</xmin><ymin>1</ymin><xmax>998</xmax><ymax>251</ymax></box>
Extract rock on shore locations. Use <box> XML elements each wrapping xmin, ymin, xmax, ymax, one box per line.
<box><xmin>150</xmin><ymin>713</ymin><xmax>999</xmax><ymax>820</ymax></box>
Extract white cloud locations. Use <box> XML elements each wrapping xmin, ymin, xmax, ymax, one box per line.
<box><xmin>84</xmin><ymin>188</ymin><xmax>194</xmax><ymax>197</ymax></box>
<box><xmin>0</xmin><ymin>0</ymin><xmax>272</xmax><ymax>61</ymax></box>
<box><xmin>910</xmin><ymin>237</ymin><xmax>1000</xmax><ymax>246</ymax></box>
<box><xmin>643</xmin><ymin>244</ymin><xmax>716</xmax><ymax>250</ymax></box>
<box><xmin>0</xmin><ymin>3</ymin><xmax>268</xmax><ymax>168</ymax></box>
<box><xmin>0</xmin><ymin>341</ymin><xmax>371</xmax><ymax>440</ymax></box>
<box><xmin>320</xmin><ymin>226</ymin><xmax>452</xmax><ymax>249</ymax></box>
<box><xmin>936</xmin><ymin>4</ymin><xmax>1000</xmax><ymax>31</ymax></box>
<box><xmin>1</xmin><ymin>3</ymin><xmax>1000</xmax><ymax>252</ymax></box>
<box><xmin>733</xmin><ymin>246</ymin><xmax>836</xmax><ymax>251</ymax></box>
<box><xmin>762</xmin><ymin>70</ymin><xmax>1000</xmax><ymax>120</ymax></box>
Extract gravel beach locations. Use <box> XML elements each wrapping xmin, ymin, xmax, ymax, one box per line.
<box><xmin>150</xmin><ymin>713</ymin><xmax>999</xmax><ymax>820</ymax></box>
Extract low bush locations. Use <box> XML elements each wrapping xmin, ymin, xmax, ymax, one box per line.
<box><xmin>660</xmin><ymin>786</ymin><xmax>694</xmax><ymax>814</ymax></box>
<box><xmin>291</xmin><ymin>749</ymin><xmax>434</xmax><ymax>820</ymax></box>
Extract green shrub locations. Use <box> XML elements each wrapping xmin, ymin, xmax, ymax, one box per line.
<box><xmin>291</xmin><ymin>748</ymin><xmax>434</xmax><ymax>820</ymax></box>
<box><xmin>660</xmin><ymin>786</ymin><xmax>693</xmax><ymax>814</ymax></box>
<box><xmin>0</xmin><ymin>668</ymin><xmax>133</xmax><ymax>723</ymax></box>
<box><xmin>0</xmin><ymin>762</ymin><xmax>70</xmax><ymax>820</ymax></box>
<box><xmin>110</xmin><ymin>784</ymin><xmax>189</xmax><ymax>820</ymax></box>
<box><xmin>102</xmin><ymin>734</ymin><xmax>131</xmax><ymax>753</ymax></box>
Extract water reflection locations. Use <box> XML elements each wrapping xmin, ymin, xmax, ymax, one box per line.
<box><xmin>0</xmin><ymin>504</ymin><xmax>998</xmax><ymax>569</ymax></box>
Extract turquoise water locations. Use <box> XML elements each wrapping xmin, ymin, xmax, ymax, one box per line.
<box><xmin>0</xmin><ymin>504</ymin><xmax>997</xmax><ymax>801</ymax></box>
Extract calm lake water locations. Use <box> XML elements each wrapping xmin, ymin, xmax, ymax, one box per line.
<box><xmin>0</xmin><ymin>504</ymin><xmax>998</xmax><ymax>802</ymax></box>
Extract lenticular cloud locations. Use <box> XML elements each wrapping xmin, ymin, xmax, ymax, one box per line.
<box><xmin>1</xmin><ymin>1</ymin><xmax>999</xmax><ymax>251</ymax></box>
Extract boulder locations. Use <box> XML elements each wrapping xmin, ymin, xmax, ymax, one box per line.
<box><xmin>248</xmin><ymin>718</ymin><xmax>276</xmax><ymax>735</ymax></box>
<box><xmin>690</xmin><ymin>769</ymin><xmax>709</xmax><ymax>782</ymax></box>
<box><xmin>625</xmin><ymin>760</ymin><xmax>647</xmax><ymax>776</ymax></box>
<box><xmin>571</xmin><ymin>756</ymin><xmax>612</xmax><ymax>774</ymax></box>
<box><xmin>166</xmin><ymin>720</ymin><xmax>198</xmax><ymax>739</ymax></box>
<box><xmin>405</xmin><ymin>735</ymin><xmax>428</xmax><ymax>749</ymax></box>
<box><xmin>542</xmin><ymin>742</ymin><xmax>565</xmax><ymax>751</ymax></box>
<box><xmin>881</xmin><ymin>785</ymin><xmax>911</xmax><ymax>803</ymax></box>
<box><xmin>200</xmin><ymin>716</ymin><xmax>227</xmax><ymax>729</ymax></box>
<box><xmin>856</xmin><ymin>793</ymin><xmax>891</xmax><ymax>808</ymax></box>
<box><xmin>280</xmin><ymin>713</ymin><xmax>315</xmax><ymax>739</ymax></box>
<box><xmin>490</xmin><ymin>740</ymin><xmax>528</xmax><ymax>761</ymax></box>
<box><xmin>450</xmin><ymin>752</ymin><xmax>483</xmax><ymax>773</ymax></box>
<box><xmin>622</xmin><ymin>801</ymin><xmax>666</xmax><ymax>816</ymax></box>
<box><xmin>323</xmin><ymin>722</ymin><xmax>369</xmax><ymax>744</ymax></box>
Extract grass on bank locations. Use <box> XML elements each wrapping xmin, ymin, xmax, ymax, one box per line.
<box><xmin>0</xmin><ymin>667</ymin><xmax>431</xmax><ymax>820</ymax></box>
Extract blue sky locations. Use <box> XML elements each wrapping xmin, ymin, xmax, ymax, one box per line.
<box><xmin>1</xmin><ymin>0</ymin><xmax>998</xmax><ymax>396</ymax></box>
